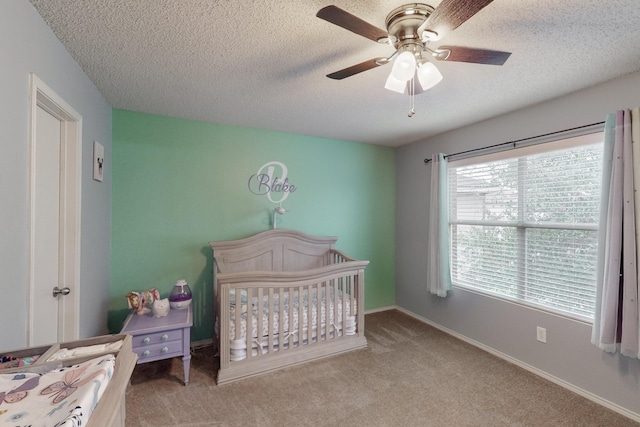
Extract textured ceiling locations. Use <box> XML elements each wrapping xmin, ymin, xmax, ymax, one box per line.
<box><xmin>28</xmin><ymin>0</ymin><xmax>640</xmax><ymax>147</ymax></box>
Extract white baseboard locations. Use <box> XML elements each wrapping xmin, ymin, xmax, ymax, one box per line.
<box><xmin>191</xmin><ymin>338</ymin><xmax>214</xmax><ymax>351</ymax></box>
<box><xmin>364</xmin><ymin>305</ymin><xmax>397</xmax><ymax>315</ymax></box>
<box><xmin>392</xmin><ymin>306</ymin><xmax>640</xmax><ymax>424</ymax></box>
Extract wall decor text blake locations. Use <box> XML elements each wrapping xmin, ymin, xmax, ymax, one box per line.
<box><xmin>248</xmin><ymin>161</ymin><xmax>297</xmax><ymax>203</ymax></box>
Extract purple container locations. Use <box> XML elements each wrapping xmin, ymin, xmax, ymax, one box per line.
<box><xmin>169</xmin><ymin>279</ymin><xmax>192</xmax><ymax>309</ymax></box>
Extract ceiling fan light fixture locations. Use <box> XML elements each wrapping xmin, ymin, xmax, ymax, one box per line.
<box><xmin>385</xmin><ymin>73</ymin><xmax>406</xmax><ymax>93</ymax></box>
<box><xmin>417</xmin><ymin>61</ymin><xmax>443</xmax><ymax>90</ymax></box>
<box><xmin>390</xmin><ymin>51</ymin><xmax>416</xmax><ymax>82</ymax></box>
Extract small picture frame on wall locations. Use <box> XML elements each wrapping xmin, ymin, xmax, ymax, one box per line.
<box><xmin>93</xmin><ymin>141</ymin><xmax>104</xmax><ymax>182</ymax></box>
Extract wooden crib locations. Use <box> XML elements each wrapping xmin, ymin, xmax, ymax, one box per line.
<box><xmin>210</xmin><ymin>229</ymin><xmax>368</xmax><ymax>385</ymax></box>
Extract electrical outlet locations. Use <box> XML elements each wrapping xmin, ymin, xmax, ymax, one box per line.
<box><xmin>536</xmin><ymin>326</ymin><xmax>547</xmax><ymax>343</ymax></box>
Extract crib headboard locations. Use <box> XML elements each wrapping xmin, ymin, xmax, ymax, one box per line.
<box><xmin>209</xmin><ymin>229</ymin><xmax>338</xmax><ymax>274</ymax></box>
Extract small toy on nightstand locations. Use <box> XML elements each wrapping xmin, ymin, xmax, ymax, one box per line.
<box><xmin>152</xmin><ymin>298</ymin><xmax>170</xmax><ymax>317</ymax></box>
<box><xmin>126</xmin><ymin>288</ymin><xmax>160</xmax><ymax>315</ymax></box>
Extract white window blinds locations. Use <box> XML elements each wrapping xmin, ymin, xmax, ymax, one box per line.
<box><xmin>448</xmin><ymin>134</ymin><xmax>603</xmax><ymax>320</ymax></box>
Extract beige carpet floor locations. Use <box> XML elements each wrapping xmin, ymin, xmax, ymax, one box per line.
<box><xmin>125</xmin><ymin>310</ymin><xmax>638</xmax><ymax>426</ymax></box>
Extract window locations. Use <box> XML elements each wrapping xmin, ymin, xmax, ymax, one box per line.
<box><xmin>448</xmin><ymin>132</ymin><xmax>603</xmax><ymax>321</ymax></box>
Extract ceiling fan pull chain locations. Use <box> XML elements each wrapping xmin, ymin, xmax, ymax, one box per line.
<box><xmin>408</xmin><ymin>77</ymin><xmax>416</xmax><ymax>118</ymax></box>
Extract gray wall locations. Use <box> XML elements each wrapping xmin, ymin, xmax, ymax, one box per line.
<box><xmin>1</xmin><ymin>0</ymin><xmax>112</xmax><ymax>349</ymax></box>
<box><xmin>396</xmin><ymin>70</ymin><xmax>640</xmax><ymax>417</ymax></box>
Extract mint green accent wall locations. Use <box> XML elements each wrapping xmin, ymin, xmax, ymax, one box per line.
<box><xmin>111</xmin><ymin>110</ymin><xmax>396</xmax><ymax>341</ymax></box>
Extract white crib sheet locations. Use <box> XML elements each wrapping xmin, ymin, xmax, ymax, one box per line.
<box><xmin>0</xmin><ymin>354</ymin><xmax>115</xmax><ymax>427</ymax></box>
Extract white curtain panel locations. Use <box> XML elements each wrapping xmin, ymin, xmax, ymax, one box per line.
<box><xmin>427</xmin><ymin>153</ymin><xmax>452</xmax><ymax>297</ymax></box>
<box><xmin>592</xmin><ymin>108</ymin><xmax>640</xmax><ymax>357</ymax></box>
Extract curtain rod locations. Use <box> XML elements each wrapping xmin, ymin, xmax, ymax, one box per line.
<box><xmin>423</xmin><ymin>121</ymin><xmax>605</xmax><ymax>164</ymax></box>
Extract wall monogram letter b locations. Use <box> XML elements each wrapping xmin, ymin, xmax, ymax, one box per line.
<box><xmin>248</xmin><ymin>161</ymin><xmax>297</xmax><ymax>203</ymax></box>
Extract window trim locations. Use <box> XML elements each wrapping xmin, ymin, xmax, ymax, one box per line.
<box><xmin>447</xmin><ymin>130</ymin><xmax>604</xmax><ymax>323</ymax></box>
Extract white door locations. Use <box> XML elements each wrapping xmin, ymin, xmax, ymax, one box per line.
<box><xmin>31</xmin><ymin>105</ymin><xmax>63</xmax><ymax>346</ymax></box>
<box><xmin>28</xmin><ymin>75</ymin><xmax>83</xmax><ymax>347</ymax></box>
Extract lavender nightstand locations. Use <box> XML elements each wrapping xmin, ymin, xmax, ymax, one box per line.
<box><xmin>120</xmin><ymin>305</ymin><xmax>192</xmax><ymax>385</ymax></box>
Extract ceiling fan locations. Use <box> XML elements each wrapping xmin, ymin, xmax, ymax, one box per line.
<box><xmin>316</xmin><ymin>0</ymin><xmax>511</xmax><ymax>116</ymax></box>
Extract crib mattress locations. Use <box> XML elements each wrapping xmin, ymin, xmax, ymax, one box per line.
<box><xmin>0</xmin><ymin>354</ymin><xmax>115</xmax><ymax>427</ymax></box>
<box><xmin>228</xmin><ymin>287</ymin><xmax>357</xmax><ymax>349</ymax></box>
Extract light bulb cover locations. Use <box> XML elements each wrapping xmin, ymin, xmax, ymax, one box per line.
<box><xmin>385</xmin><ymin>73</ymin><xmax>406</xmax><ymax>93</ymax></box>
<box><xmin>416</xmin><ymin>61</ymin><xmax>443</xmax><ymax>91</ymax></box>
<box><xmin>391</xmin><ymin>51</ymin><xmax>416</xmax><ymax>82</ymax></box>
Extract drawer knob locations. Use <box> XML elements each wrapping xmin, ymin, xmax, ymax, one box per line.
<box><xmin>161</xmin><ymin>334</ymin><xmax>169</xmax><ymax>341</ymax></box>
<box><xmin>161</xmin><ymin>347</ymin><xmax>169</xmax><ymax>353</ymax></box>
<box><xmin>142</xmin><ymin>337</ymin><xmax>150</xmax><ymax>344</ymax></box>
<box><xmin>142</xmin><ymin>350</ymin><xmax>150</xmax><ymax>357</ymax></box>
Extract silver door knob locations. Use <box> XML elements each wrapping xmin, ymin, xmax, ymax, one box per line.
<box><xmin>52</xmin><ymin>286</ymin><xmax>71</xmax><ymax>297</ymax></box>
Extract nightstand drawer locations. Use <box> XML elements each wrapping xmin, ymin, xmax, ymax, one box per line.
<box><xmin>134</xmin><ymin>340</ymin><xmax>183</xmax><ymax>361</ymax></box>
<box><xmin>131</xmin><ymin>329</ymin><xmax>182</xmax><ymax>347</ymax></box>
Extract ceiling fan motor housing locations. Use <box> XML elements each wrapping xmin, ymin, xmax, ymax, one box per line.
<box><xmin>385</xmin><ymin>3</ymin><xmax>434</xmax><ymax>52</ymax></box>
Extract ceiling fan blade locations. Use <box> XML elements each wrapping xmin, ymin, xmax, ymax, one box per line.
<box><xmin>419</xmin><ymin>0</ymin><xmax>495</xmax><ymax>39</ymax></box>
<box><xmin>317</xmin><ymin>5</ymin><xmax>388</xmax><ymax>43</ymax></box>
<box><xmin>326</xmin><ymin>58</ymin><xmax>387</xmax><ymax>80</ymax></box>
<box><xmin>436</xmin><ymin>46</ymin><xmax>511</xmax><ymax>65</ymax></box>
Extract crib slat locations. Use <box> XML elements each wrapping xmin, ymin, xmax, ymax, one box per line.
<box><xmin>257</xmin><ymin>288</ymin><xmax>263</xmax><ymax>357</ymax></box>
<box><xmin>279</xmin><ymin>288</ymin><xmax>285</xmax><ymax>350</ymax></box>
<box><xmin>322</xmin><ymin>281</ymin><xmax>328</xmax><ymax>342</ymax></box>
<box><xmin>288</xmin><ymin>287</ymin><xmax>295</xmax><ymax>349</ymax></box>
<box><xmin>309</xmin><ymin>282</ymin><xmax>316</xmax><ymax>345</ymax></box>
<box><xmin>337</xmin><ymin>277</ymin><xmax>342</xmax><ymax>337</ymax></box>
<box><xmin>330</xmin><ymin>278</ymin><xmax>336</xmax><ymax>340</ymax></box>
<box><xmin>234</xmin><ymin>288</ymin><xmax>242</xmax><ymax>342</ymax></box>
<box><xmin>349</xmin><ymin>274</ymin><xmax>355</xmax><ymax>329</ymax></box>
<box><xmin>220</xmin><ymin>285</ymin><xmax>230</xmax><ymax>368</ymax></box>
<box><xmin>232</xmin><ymin>287</ymin><xmax>244</xmax><ymax>362</ymax></box>
<box><xmin>318</xmin><ymin>282</ymin><xmax>323</xmax><ymax>343</ymax></box>
<box><xmin>246</xmin><ymin>288</ymin><xmax>253</xmax><ymax>360</ymax></box>
<box><xmin>357</xmin><ymin>268</ymin><xmax>365</xmax><ymax>336</ymax></box>
<box><xmin>268</xmin><ymin>288</ymin><xmax>274</xmax><ymax>353</ymax></box>
<box><xmin>342</xmin><ymin>276</ymin><xmax>347</xmax><ymax>335</ymax></box>
<box><xmin>340</xmin><ymin>277</ymin><xmax>344</xmax><ymax>337</ymax></box>
<box><xmin>327</xmin><ymin>279</ymin><xmax>336</xmax><ymax>341</ymax></box>
<box><xmin>298</xmin><ymin>285</ymin><xmax>304</xmax><ymax>348</ymax></box>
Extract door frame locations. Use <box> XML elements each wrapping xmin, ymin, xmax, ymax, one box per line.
<box><xmin>28</xmin><ymin>74</ymin><xmax>83</xmax><ymax>345</ymax></box>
